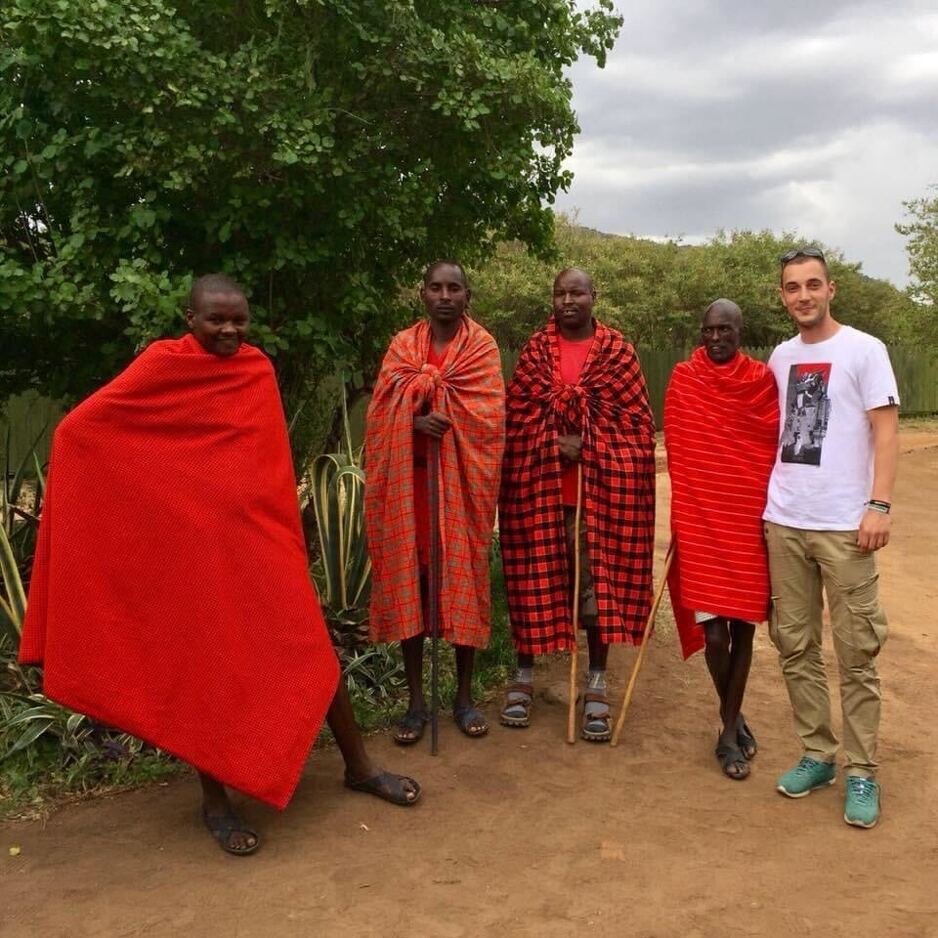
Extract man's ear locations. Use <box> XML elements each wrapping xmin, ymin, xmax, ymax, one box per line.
<box><xmin>185</xmin><ymin>308</ymin><xmax>195</xmax><ymax>327</ymax></box>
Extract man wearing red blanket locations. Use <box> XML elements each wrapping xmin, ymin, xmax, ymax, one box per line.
<box><xmin>664</xmin><ymin>299</ymin><xmax>779</xmax><ymax>780</ymax></box>
<box><xmin>499</xmin><ymin>268</ymin><xmax>656</xmax><ymax>741</ymax></box>
<box><xmin>19</xmin><ymin>274</ymin><xmax>419</xmax><ymax>855</ymax></box>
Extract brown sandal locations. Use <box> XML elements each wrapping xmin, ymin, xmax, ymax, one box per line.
<box><xmin>581</xmin><ymin>691</ymin><xmax>612</xmax><ymax>742</ymax></box>
<box><xmin>500</xmin><ymin>682</ymin><xmax>533</xmax><ymax>728</ymax></box>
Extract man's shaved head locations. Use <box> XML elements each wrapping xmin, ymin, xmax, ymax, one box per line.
<box><xmin>423</xmin><ymin>259</ymin><xmax>468</xmax><ymax>288</ymax></box>
<box><xmin>186</xmin><ymin>273</ymin><xmax>250</xmax><ymax>357</ymax></box>
<box><xmin>188</xmin><ymin>273</ymin><xmax>246</xmax><ymax>310</ymax></box>
<box><xmin>704</xmin><ymin>298</ymin><xmax>742</xmax><ymax>328</ymax></box>
<box><xmin>701</xmin><ymin>299</ymin><xmax>742</xmax><ymax>364</ymax></box>
<box><xmin>554</xmin><ymin>267</ymin><xmax>594</xmax><ymax>292</ymax></box>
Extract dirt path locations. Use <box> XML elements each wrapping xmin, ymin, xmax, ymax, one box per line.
<box><xmin>3</xmin><ymin>439</ymin><xmax>938</xmax><ymax>938</ymax></box>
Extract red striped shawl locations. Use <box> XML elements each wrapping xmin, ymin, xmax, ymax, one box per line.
<box><xmin>664</xmin><ymin>347</ymin><xmax>779</xmax><ymax>657</ymax></box>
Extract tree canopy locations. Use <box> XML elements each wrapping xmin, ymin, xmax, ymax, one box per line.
<box><xmin>469</xmin><ymin>219</ymin><xmax>927</xmax><ymax>352</ymax></box>
<box><xmin>897</xmin><ymin>186</ymin><xmax>938</xmax><ymax>337</ymax></box>
<box><xmin>0</xmin><ymin>0</ymin><xmax>621</xmax><ymax>454</ymax></box>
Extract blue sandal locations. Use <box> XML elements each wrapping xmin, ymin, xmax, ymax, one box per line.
<box><xmin>393</xmin><ymin>709</ymin><xmax>428</xmax><ymax>745</ymax></box>
<box><xmin>453</xmin><ymin>705</ymin><xmax>489</xmax><ymax>738</ymax></box>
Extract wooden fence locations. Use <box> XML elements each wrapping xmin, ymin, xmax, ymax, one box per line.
<box><xmin>3</xmin><ymin>345</ymin><xmax>937</xmax><ymax>465</ymax></box>
<box><xmin>501</xmin><ymin>344</ymin><xmax>938</xmax><ymax>427</ymax></box>
<box><xmin>1</xmin><ymin>392</ymin><xmax>63</xmax><ymax>469</ymax></box>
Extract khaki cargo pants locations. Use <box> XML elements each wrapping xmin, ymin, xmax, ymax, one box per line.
<box><xmin>764</xmin><ymin>522</ymin><xmax>888</xmax><ymax>778</ymax></box>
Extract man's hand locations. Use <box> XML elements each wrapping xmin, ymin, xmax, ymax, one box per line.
<box><xmin>557</xmin><ymin>434</ymin><xmax>582</xmax><ymax>462</ymax></box>
<box><xmin>414</xmin><ymin>412</ymin><xmax>452</xmax><ymax>438</ymax></box>
<box><xmin>857</xmin><ymin>509</ymin><xmax>891</xmax><ymax>552</ymax></box>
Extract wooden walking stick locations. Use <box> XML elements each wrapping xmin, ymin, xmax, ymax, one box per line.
<box><xmin>566</xmin><ymin>463</ymin><xmax>584</xmax><ymax>745</ymax></box>
<box><xmin>428</xmin><ymin>435</ymin><xmax>442</xmax><ymax>756</ymax></box>
<box><xmin>610</xmin><ymin>540</ymin><xmax>675</xmax><ymax>748</ymax></box>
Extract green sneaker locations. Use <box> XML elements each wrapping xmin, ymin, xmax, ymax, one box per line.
<box><xmin>776</xmin><ymin>757</ymin><xmax>836</xmax><ymax>798</ymax></box>
<box><xmin>844</xmin><ymin>776</ymin><xmax>880</xmax><ymax>828</ymax></box>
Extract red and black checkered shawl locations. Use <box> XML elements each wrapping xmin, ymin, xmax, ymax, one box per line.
<box><xmin>499</xmin><ymin>318</ymin><xmax>656</xmax><ymax>654</ymax></box>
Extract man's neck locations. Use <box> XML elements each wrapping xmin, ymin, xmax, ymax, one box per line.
<box><xmin>799</xmin><ymin>315</ymin><xmax>841</xmax><ymax>344</ymax></box>
<box><xmin>429</xmin><ymin>317</ymin><xmax>461</xmax><ymax>347</ymax></box>
<box><xmin>557</xmin><ymin>320</ymin><xmax>595</xmax><ymax>341</ymax></box>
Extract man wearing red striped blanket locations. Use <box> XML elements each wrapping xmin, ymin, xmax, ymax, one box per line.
<box><xmin>664</xmin><ymin>300</ymin><xmax>779</xmax><ymax>780</ymax></box>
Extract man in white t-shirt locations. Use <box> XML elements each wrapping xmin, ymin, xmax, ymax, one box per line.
<box><xmin>764</xmin><ymin>247</ymin><xmax>898</xmax><ymax>829</ymax></box>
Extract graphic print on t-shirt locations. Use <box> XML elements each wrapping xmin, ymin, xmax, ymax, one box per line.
<box><xmin>780</xmin><ymin>363</ymin><xmax>832</xmax><ymax>466</ymax></box>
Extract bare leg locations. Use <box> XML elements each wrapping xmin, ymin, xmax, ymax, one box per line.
<box><xmin>395</xmin><ymin>633</ymin><xmax>427</xmax><ymax>742</ymax></box>
<box><xmin>328</xmin><ymin>677</ymin><xmax>419</xmax><ymax>801</ymax></box>
<box><xmin>704</xmin><ymin>618</ymin><xmax>732</xmax><ymax>723</ymax></box>
<box><xmin>454</xmin><ymin>645</ymin><xmax>475</xmax><ymax>710</ymax></box>
<box><xmin>326</xmin><ymin>679</ymin><xmax>375</xmax><ymax>780</ymax></box>
<box><xmin>586</xmin><ymin>627</ymin><xmax>609</xmax><ymax>671</ymax></box>
<box><xmin>704</xmin><ymin>618</ymin><xmax>755</xmax><ymax>741</ymax></box>
<box><xmin>704</xmin><ymin>618</ymin><xmax>752</xmax><ymax>779</ymax></box>
<box><xmin>401</xmin><ymin>634</ymin><xmax>427</xmax><ymax>712</ymax></box>
<box><xmin>726</xmin><ymin>619</ymin><xmax>755</xmax><ymax>749</ymax></box>
<box><xmin>453</xmin><ymin>644</ymin><xmax>487</xmax><ymax>735</ymax></box>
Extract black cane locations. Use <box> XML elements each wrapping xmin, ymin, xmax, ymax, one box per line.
<box><xmin>427</xmin><ymin>435</ymin><xmax>442</xmax><ymax>756</ymax></box>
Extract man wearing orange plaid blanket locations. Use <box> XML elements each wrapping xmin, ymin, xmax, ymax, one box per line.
<box><xmin>365</xmin><ymin>261</ymin><xmax>505</xmax><ymax>744</ymax></box>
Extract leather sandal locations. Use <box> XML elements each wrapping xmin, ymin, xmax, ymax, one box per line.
<box><xmin>500</xmin><ymin>682</ymin><xmax>534</xmax><ymax>728</ymax></box>
<box><xmin>581</xmin><ymin>691</ymin><xmax>612</xmax><ymax>742</ymax></box>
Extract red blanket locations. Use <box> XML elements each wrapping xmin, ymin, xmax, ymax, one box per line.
<box><xmin>500</xmin><ymin>319</ymin><xmax>656</xmax><ymax>654</ymax></box>
<box><xmin>20</xmin><ymin>334</ymin><xmax>339</xmax><ymax>808</ymax></box>
<box><xmin>664</xmin><ymin>347</ymin><xmax>779</xmax><ymax>658</ymax></box>
<box><xmin>364</xmin><ymin>317</ymin><xmax>505</xmax><ymax>648</ymax></box>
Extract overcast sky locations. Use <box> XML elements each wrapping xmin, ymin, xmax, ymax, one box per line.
<box><xmin>556</xmin><ymin>0</ymin><xmax>938</xmax><ymax>286</ymax></box>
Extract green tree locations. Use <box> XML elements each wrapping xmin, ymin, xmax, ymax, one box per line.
<box><xmin>472</xmin><ymin>219</ymin><xmax>924</xmax><ymax>353</ymax></box>
<box><xmin>0</xmin><ymin>0</ymin><xmax>621</xmax><ymax>458</ymax></box>
<box><xmin>897</xmin><ymin>186</ymin><xmax>938</xmax><ymax>342</ymax></box>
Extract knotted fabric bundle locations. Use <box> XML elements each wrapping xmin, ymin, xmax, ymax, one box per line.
<box><xmin>20</xmin><ymin>333</ymin><xmax>340</xmax><ymax>808</ymax></box>
<box><xmin>500</xmin><ymin>318</ymin><xmax>657</xmax><ymax>654</ymax></box>
<box><xmin>364</xmin><ymin>317</ymin><xmax>505</xmax><ymax>648</ymax></box>
<box><xmin>664</xmin><ymin>347</ymin><xmax>779</xmax><ymax>658</ymax></box>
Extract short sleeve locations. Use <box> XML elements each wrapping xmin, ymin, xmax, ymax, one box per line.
<box><xmin>859</xmin><ymin>339</ymin><xmax>900</xmax><ymax>411</ymax></box>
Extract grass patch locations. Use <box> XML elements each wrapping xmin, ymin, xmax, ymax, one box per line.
<box><xmin>899</xmin><ymin>414</ymin><xmax>938</xmax><ymax>431</ymax></box>
<box><xmin>1</xmin><ymin>740</ymin><xmax>183</xmax><ymax>821</ymax></box>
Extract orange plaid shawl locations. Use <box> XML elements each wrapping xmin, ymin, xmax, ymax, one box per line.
<box><xmin>365</xmin><ymin>317</ymin><xmax>505</xmax><ymax>648</ymax></box>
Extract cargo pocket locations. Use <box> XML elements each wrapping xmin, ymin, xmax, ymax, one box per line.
<box><xmin>837</xmin><ymin>573</ymin><xmax>888</xmax><ymax>668</ymax></box>
<box><xmin>767</xmin><ymin>595</ymin><xmax>782</xmax><ymax>652</ymax></box>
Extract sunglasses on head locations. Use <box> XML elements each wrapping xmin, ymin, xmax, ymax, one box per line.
<box><xmin>780</xmin><ymin>247</ymin><xmax>825</xmax><ymax>264</ymax></box>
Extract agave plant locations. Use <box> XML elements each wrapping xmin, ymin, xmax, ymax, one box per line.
<box><xmin>342</xmin><ymin>644</ymin><xmax>406</xmax><ymax>706</ymax></box>
<box><xmin>0</xmin><ymin>693</ymin><xmax>93</xmax><ymax>761</ymax></box>
<box><xmin>1</xmin><ymin>426</ymin><xmax>46</xmax><ymax>691</ymax></box>
<box><xmin>304</xmin><ymin>388</ymin><xmax>372</xmax><ymax>657</ymax></box>
<box><xmin>3</xmin><ymin>424</ymin><xmax>46</xmax><ymax>552</ymax></box>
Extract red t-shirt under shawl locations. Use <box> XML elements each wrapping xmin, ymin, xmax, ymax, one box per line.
<box><xmin>557</xmin><ymin>334</ymin><xmax>594</xmax><ymax>506</ymax></box>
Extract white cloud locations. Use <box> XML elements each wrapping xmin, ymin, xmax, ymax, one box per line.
<box><xmin>557</xmin><ymin>1</ymin><xmax>938</xmax><ymax>284</ymax></box>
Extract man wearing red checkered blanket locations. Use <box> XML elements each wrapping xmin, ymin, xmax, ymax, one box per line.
<box><xmin>498</xmin><ymin>268</ymin><xmax>656</xmax><ymax>742</ymax></box>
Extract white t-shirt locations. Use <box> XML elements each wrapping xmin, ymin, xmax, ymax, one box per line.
<box><xmin>763</xmin><ymin>325</ymin><xmax>899</xmax><ymax>530</ymax></box>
